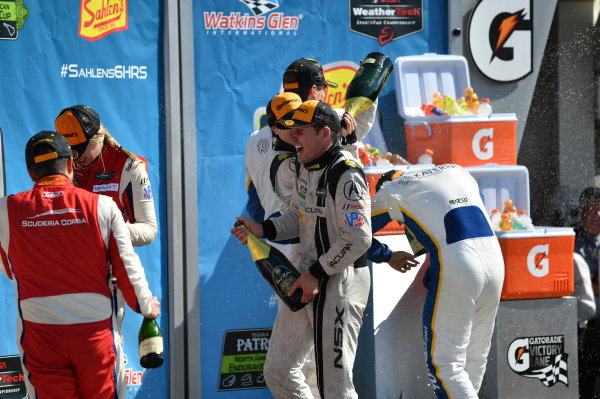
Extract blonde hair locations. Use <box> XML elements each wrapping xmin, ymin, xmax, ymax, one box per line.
<box><xmin>98</xmin><ymin>124</ymin><xmax>138</xmax><ymax>162</ymax></box>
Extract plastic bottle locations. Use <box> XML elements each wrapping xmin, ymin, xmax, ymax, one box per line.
<box><xmin>457</xmin><ymin>97</ymin><xmax>469</xmax><ymax>114</ymax></box>
<box><xmin>516</xmin><ymin>210</ymin><xmax>534</xmax><ymax>230</ymax></box>
<box><xmin>499</xmin><ymin>210</ymin><xmax>513</xmax><ymax>231</ymax></box>
<box><xmin>443</xmin><ymin>95</ymin><xmax>463</xmax><ymax>116</ymax></box>
<box><xmin>432</xmin><ymin>91</ymin><xmax>443</xmax><ymax>109</ymax></box>
<box><xmin>490</xmin><ymin>208</ymin><xmax>501</xmax><ymax>231</ymax></box>
<box><xmin>417</xmin><ymin>148</ymin><xmax>434</xmax><ymax>164</ymax></box>
<box><xmin>464</xmin><ymin>87</ymin><xmax>480</xmax><ymax>114</ymax></box>
<box><xmin>479</xmin><ymin>98</ymin><xmax>492</xmax><ymax>115</ymax></box>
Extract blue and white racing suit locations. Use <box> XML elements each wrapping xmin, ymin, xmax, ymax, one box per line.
<box><xmin>371</xmin><ymin>164</ymin><xmax>505</xmax><ymax>399</ymax></box>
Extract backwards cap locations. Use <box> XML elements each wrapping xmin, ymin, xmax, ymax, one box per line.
<box><xmin>25</xmin><ymin>131</ymin><xmax>73</xmax><ymax>167</ymax></box>
<box><xmin>266</xmin><ymin>92</ymin><xmax>302</xmax><ymax>127</ymax></box>
<box><xmin>54</xmin><ymin>105</ymin><xmax>100</xmax><ymax>160</ymax></box>
<box><xmin>277</xmin><ymin>100</ymin><xmax>340</xmax><ymax>133</ymax></box>
<box><xmin>282</xmin><ymin>58</ymin><xmax>338</xmax><ymax>92</ymax></box>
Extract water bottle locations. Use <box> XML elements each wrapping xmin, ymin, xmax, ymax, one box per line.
<box><xmin>479</xmin><ymin>98</ymin><xmax>492</xmax><ymax>115</ymax></box>
<box><xmin>516</xmin><ymin>210</ymin><xmax>534</xmax><ymax>230</ymax></box>
<box><xmin>417</xmin><ymin>148</ymin><xmax>434</xmax><ymax>164</ymax></box>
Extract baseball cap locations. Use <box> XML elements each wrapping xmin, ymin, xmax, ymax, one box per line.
<box><xmin>25</xmin><ymin>131</ymin><xmax>73</xmax><ymax>167</ymax></box>
<box><xmin>277</xmin><ymin>100</ymin><xmax>340</xmax><ymax>133</ymax></box>
<box><xmin>266</xmin><ymin>92</ymin><xmax>302</xmax><ymax>127</ymax></box>
<box><xmin>54</xmin><ymin>105</ymin><xmax>100</xmax><ymax>160</ymax></box>
<box><xmin>282</xmin><ymin>58</ymin><xmax>338</xmax><ymax>91</ymax></box>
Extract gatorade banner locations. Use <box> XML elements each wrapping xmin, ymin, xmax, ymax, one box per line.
<box><xmin>194</xmin><ymin>1</ymin><xmax>447</xmax><ymax>396</ymax></box>
<box><xmin>0</xmin><ymin>2</ymin><xmax>167</xmax><ymax>398</ymax></box>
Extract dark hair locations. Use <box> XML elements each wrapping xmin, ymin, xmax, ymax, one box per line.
<box><xmin>284</xmin><ymin>87</ymin><xmax>310</xmax><ymax>102</ymax></box>
<box><xmin>579</xmin><ymin>187</ymin><xmax>600</xmax><ymax>208</ymax></box>
<box><xmin>29</xmin><ymin>157</ymin><xmax>68</xmax><ymax>179</ymax></box>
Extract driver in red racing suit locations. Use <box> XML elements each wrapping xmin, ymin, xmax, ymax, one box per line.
<box><xmin>0</xmin><ymin>131</ymin><xmax>160</xmax><ymax>399</ymax></box>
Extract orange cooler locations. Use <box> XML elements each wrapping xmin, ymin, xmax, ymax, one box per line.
<box><xmin>496</xmin><ymin>227</ymin><xmax>575</xmax><ymax>300</ymax></box>
<box><xmin>393</xmin><ymin>53</ymin><xmax>517</xmax><ymax>166</ymax></box>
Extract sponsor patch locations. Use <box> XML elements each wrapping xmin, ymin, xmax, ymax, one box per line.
<box><xmin>42</xmin><ymin>191</ymin><xmax>64</xmax><ymax>198</ymax></box>
<box><xmin>507</xmin><ymin>335</ymin><xmax>569</xmax><ymax>387</ymax></box>
<box><xmin>96</xmin><ymin>170</ymin><xmax>116</xmax><ymax>181</ymax></box>
<box><xmin>92</xmin><ymin>183</ymin><xmax>119</xmax><ymax>193</ymax></box>
<box><xmin>344</xmin><ymin>212</ymin><xmax>365</xmax><ymax>227</ymax></box>
<box><xmin>143</xmin><ymin>184</ymin><xmax>153</xmax><ymax>200</ymax></box>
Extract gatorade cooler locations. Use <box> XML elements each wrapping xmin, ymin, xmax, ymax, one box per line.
<box><xmin>496</xmin><ymin>227</ymin><xmax>575</xmax><ymax>300</ymax></box>
<box><xmin>466</xmin><ymin>165</ymin><xmax>530</xmax><ymax>216</ymax></box>
<box><xmin>393</xmin><ymin>53</ymin><xmax>517</xmax><ymax>166</ymax></box>
<box><xmin>364</xmin><ymin>164</ymin><xmax>430</xmax><ymax>235</ymax></box>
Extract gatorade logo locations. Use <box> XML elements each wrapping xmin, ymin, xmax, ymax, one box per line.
<box><xmin>527</xmin><ymin>244</ymin><xmax>549</xmax><ymax>277</ymax></box>
<box><xmin>507</xmin><ymin>337</ymin><xmax>530</xmax><ymax>372</ymax></box>
<box><xmin>468</xmin><ymin>0</ymin><xmax>533</xmax><ymax>82</ymax></box>
<box><xmin>472</xmin><ymin>128</ymin><xmax>493</xmax><ymax>160</ymax></box>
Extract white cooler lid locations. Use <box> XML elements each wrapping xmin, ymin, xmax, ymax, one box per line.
<box><xmin>393</xmin><ymin>53</ymin><xmax>470</xmax><ymax>119</ymax></box>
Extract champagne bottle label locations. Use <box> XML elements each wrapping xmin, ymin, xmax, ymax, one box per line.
<box><xmin>271</xmin><ymin>266</ymin><xmax>296</xmax><ymax>296</ymax></box>
<box><xmin>345</xmin><ymin>96</ymin><xmax>374</xmax><ymax>118</ymax></box>
<box><xmin>139</xmin><ymin>337</ymin><xmax>164</xmax><ymax>357</ymax></box>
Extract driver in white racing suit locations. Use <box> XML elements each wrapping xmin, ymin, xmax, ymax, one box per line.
<box><xmin>233</xmin><ymin>100</ymin><xmax>371</xmax><ymax>399</ymax></box>
<box><xmin>371</xmin><ymin>164</ymin><xmax>505</xmax><ymax>399</ymax></box>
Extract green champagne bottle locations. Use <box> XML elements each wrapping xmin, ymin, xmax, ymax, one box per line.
<box><xmin>405</xmin><ymin>226</ymin><xmax>428</xmax><ymax>257</ymax></box>
<box><xmin>138</xmin><ymin>317</ymin><xmax>164</xmax><ymax>368</ymax></box>
<box><xmin>342</xmin><ymin>52</ymin><xmax>394</xmax><ymax>144</ymax></box>
<box><xmin>234</xmin><ymin>221</ymin><xmax>306</xmax><ymax>312</ymax></box>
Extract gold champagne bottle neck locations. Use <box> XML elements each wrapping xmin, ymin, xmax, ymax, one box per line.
<box><xmin>246</xmin><ymin>232</ymin><xmax>270</xmax><ymax>261</ymax></box>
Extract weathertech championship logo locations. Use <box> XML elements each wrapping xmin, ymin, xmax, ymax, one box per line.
<box><xmin>204</xmin><ymin>0</ymin><xmax>299</xmax><ymax>36</ymax></box>
<box><xmin>349</xmin><ymin>0</ymin><xmax>423</xmax><ymax>46</ymax></box>
<box><xmin>79</xmin><ymin>0</ymin><xmax>128</xmax><ymax>41</ymax></box>
<box><xmin>468</xmin><ymin>0</ymin><xmax>533</xmax><ymax>82</ymax></box>
<box><xmin>507</xmin><ymin>335</ymin><xmax>569</xmax><ymax>387</ymax></box>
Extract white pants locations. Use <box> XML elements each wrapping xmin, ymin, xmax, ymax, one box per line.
<box><xmin>423</xmin><ymin>237</ymin><xmax>504</xmax><ymax>399</ymax></box>
<box><xmin>264</xmin><ymin>266</ymin><xmax>370</xmax><ymax>399</ymax></box>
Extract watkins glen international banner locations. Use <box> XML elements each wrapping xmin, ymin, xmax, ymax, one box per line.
<box><xmin>194</xmin><ymin>1</ymin><xmax>446</xmax><ymax>397</ymax></box>
<box><xmin>0</xmin><ymin>1</ymin><xmax>166</xmax><ymax>398</ymax></box>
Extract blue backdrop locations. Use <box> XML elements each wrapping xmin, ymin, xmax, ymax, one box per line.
<box><xmin>0</xmin><ymin>1</ymin><xmax>167</xmax><ymax>397</ymax></box>
<box><xmin>195</xmin><ymin>0</ymin><xmax>447</xmax><ymax>396</ymax></box>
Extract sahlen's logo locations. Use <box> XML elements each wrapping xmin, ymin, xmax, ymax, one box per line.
<box><xmin>0</xmin><ymin>0</ymin><xmax>29</xmax><ymax>40</ymax></box>
<box><xmin>468</xmin><ymin>0</ymin><xmax>533</xmax><ymax>82</ymax></box>
<box><xmin>349</xmin><ymin>0</ymin><xmax>423</xmax><ymax>46</ymax></box>
<box><xmin>507</xmin><ymin>335</ymin><xmax>569</xmax><ymax>387</ymax></box>
<box><xmin>79</xmin><ymin>0</ymin><xmax>128</xmax><ymax>42</ymax></box>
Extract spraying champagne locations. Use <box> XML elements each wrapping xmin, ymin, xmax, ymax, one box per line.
<box><xmin>341</xmin><ymin>52</ymin><xmax>394</xmax><ymax>144</ymax></box>
<box><xmin>234</xmin><ymin>220</ymin><xmax>307</xmax><ymax>312</ymax></box>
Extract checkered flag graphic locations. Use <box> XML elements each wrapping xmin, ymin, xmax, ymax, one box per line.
<box><xmin>239</xmin><ymin>0</ymin><xmax>279</xmax><ymax>16</ymax></box>
<box><xmin>527</xmin><ymin>353</ymin><xmax>569</xmax><ymax>387</ymax></box>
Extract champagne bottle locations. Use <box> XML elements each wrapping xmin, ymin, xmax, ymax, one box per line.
<box><xmin>138</xmin><ymin>317</ymin><xmax>164</xmax><ymax>369</ymax></box>
<box><xmin>341</xmin><ymin>52</ymin><xmax>394</xmax><ymax>144</ymax></box>
<box><xmin>234</xmin><ymin>221</ymin><xmax>306</xmax><ymax>312</ymax></box>
<box><xmin>405</xmin><ymin>226</ymin><xmax>428</xmax><ymax>257</ymax></box>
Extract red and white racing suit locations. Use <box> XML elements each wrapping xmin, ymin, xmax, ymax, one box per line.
<box><xmin>371</xmin><ymin>164</ymin><xmax>505</xmax><ymax>399</ymax></box>
<box><xmin>0</xmin><ymin>175</ymin><xmax>154</xmax><ymax>399</ymax></box>
<box><xmin>74</xmin><ymin>144</ymin><xmax>157</xmax><ymax>247</ymax></box>
<box><xmin>75</xmin><ymin>144</ymin><xmax>158</xmax><ymax>372</ymax></box>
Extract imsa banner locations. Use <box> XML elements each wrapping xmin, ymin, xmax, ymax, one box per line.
<box><xmin>194</xmin><ymin>0</ymin><xmax>447</xmax><ymax>396</ymax></box>
<box><xmin>0</xmin><ymin>1</ymin><xmax>167</xmax><ymax>398</ymax></box>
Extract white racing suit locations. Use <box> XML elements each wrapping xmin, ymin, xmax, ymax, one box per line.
<box><xmin>261</xmin><ymin>146</ymin><xmax>372</xmax><ymax>399</ymax></box>
<box><xmin>371</xmin><ymin>164</ymin><xmax>505</xmax><ymax>399</ymax></box>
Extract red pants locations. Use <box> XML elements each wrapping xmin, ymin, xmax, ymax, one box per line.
<box><xmin>21</xmin><ymin>318</ymin><xmax>118</xmax><ymax>399</ymax></box>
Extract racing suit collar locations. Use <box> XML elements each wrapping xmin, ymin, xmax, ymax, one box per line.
<box><xmin>35</xmin><ymin>174</ymin><xmax>74</xmax><ymax>187</ymax></box>
<box><xmin>273</xmin><ymin>137</ymin><xmax>296</xmax><ymax>153</ymax></box>
<box><xmin>303</xmin><ymin>144</ymin><xmax>341</xmax><ymax>171</ymax></box>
